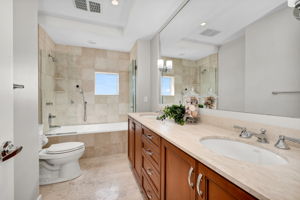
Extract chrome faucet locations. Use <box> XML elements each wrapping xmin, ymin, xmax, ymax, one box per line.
<box><xmin>251</xmin><ymin>129</ymin><xmax>268</xmax><ymax>143</ymax></box>
<box><xmin>234</xmin><ymin>125</ymin><xmax>268</xmax><ymax>143</ymax></box>
<box><xmin>48</xmin><ymin>113</ymin><xmax>60</xmax><ymax>129</ymax></box>
<box><xmin>275</xmin><ymin>135</ymin><xmax>300</xmax><ymax>150</ymax></box>
<box><xmin>233</xmin><ymin>125</ymin><xmax>252</xmax><ymax>138</ymax></box>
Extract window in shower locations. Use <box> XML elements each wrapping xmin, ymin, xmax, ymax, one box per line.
<box><xmin>95</xmin><ymin>72</ymin><xmax>119</xmax><ymax>95</ymax></box>
<box><xmin>161</xmin><ymin>76</ymin><xmax>175</xmax><ymax>96</ymax></box>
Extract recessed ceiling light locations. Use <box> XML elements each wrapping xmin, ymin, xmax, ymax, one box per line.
<box><xmin>112</xmin><ymin>0</ymin><xmax>119</xmax><ymax>6</ymax></box>
<box><xmin>87</xmin><ymin>40</ymin><xmax>96</xmax><ymax>44</ymax></box>
<box><xmin>200</xmin><ymin>22</ymin><xmax>207</xmax><ymax>26</ymax></box>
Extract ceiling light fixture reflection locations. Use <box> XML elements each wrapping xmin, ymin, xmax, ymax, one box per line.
<box><xmin>200</xmin><ymin>22</ymin><xmax>207</xmax><ymax>26</ymax></box>
<box><xmin>157</xmin><ymin>59</ymin><xmax>172</xmax><ymax>72</ymax></box>
<box><xmin>112</xmin><ymin>0</ymin><xmax>119</xmax><ymax>6</ymax></box>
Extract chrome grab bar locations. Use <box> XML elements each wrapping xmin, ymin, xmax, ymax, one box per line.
<box><xmin>272</xmin><ymin>91</ymin><xmax>300</xmax><ymax>95</ymax></box>
<box><xmin>188</xmin><ymin>167</ymin><xmax>194</xmax><ymax>188</ymax></box>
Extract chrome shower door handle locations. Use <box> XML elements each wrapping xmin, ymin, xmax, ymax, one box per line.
<box><xmin>0</xmin><ymin>141</ymin><xmax>23</xmax><ymax>162</ymax></box>
<box><xmin>187</xmin><ymin>167</ymin><xmax>194</xmax><ymax>188</ymax></box>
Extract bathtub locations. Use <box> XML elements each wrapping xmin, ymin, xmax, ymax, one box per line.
<box><xmin>45</xmin><ymin>122</ymin><xmax>128</xmax><ymax>137</ymax></box>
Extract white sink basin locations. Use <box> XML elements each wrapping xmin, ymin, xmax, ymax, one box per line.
<box><xmin>200</xmin><ymin>138</ymin><xmax>288</xmax><ymax>165</ymax></box>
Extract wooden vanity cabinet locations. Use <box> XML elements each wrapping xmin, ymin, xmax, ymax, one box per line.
<box><xmin>161</xmin><ymin>139</ymin><xmax>196</xmax><ymax>200</ymax></box>
<box><xmin>196</xmin><ymin>162</ymin><xmax>257</xmax><ymax>200</ymax></box>
<box><xmin>161</xmin><ymin>140</ymin><xmax>257</xmax><ymax>200</ymax></box>
<box><xmin>128</xmin><ymin>117</ymin><xmax>258</xmax><ymax>200</ymax></box>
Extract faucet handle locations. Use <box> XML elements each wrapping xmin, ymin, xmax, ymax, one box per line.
<box><xmin>234</xmin><ymin>125</ymin><xmax>252</xmax><ymax>138</ymax></box>
<box><xmin>275</xmin><ymin>135</ymin><xmax>289</xmax><ymax>150</ymax></box>
<box><xmin>259</xmin><ymin>128</ymin><xmax>267</xmax><ymax>134</ymax></box>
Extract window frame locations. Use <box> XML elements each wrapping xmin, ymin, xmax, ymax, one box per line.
<box><xmin>161</xmin><ymin>75</ymin><xmax>175</xmax><ymax>96</ymax></box>
<box><xmin>94</xmin><ymin>72</ymin><xmax>120</xmax><ymax>96</ymax></box>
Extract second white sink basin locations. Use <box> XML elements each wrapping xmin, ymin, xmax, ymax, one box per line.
<box><xmin>200</xmin><ymin>138</ymin><xmax>288</xmax><ymax>165</ymax></box>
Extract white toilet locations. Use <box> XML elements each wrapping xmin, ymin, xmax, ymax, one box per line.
<box><xmin>39</xmin><ymin>126</ymin><xmax>85</xmax><ymax>185</ymax></box>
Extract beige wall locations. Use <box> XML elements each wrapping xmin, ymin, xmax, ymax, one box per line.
<box><xmin>39</xmin><ymin>27</ymin><xmax>130</xmax><ymax>129</ymax></box>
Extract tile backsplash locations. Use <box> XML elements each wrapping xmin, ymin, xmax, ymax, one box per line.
<box><xmin>39</xmin><ymin>26</ymin><xmax>130</xmax><ymax>130</ymax></box>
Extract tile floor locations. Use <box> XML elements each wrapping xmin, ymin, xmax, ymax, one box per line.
<box><xmin>40</xmin><ymin>154</ymin><xmax>144</xmax><ymax>200</ymax></box>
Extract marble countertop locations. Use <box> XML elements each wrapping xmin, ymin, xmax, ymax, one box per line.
<box><xmin>128</xmin><ymin>112</ymin><xmax>300</xmax><ymax>200</ymax></box>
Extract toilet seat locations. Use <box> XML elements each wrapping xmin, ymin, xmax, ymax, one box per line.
<box><xmin>39</xmin><ymin>142</ymin><xmax>85</xmax><ymax>160</ymax></box>
<box><xmin>46</xmin><ymin>142</ymin><xmax>84</xmax><ymax>154</ymax></box>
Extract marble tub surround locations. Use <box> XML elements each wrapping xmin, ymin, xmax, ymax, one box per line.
<box><xmin>129</xmin><ymin>112</ymin><xmax>300</xmax><ymax>200</ymax></box>
<box><xmin>46</xmin><ymin>131</ymin><xmax>128</xmax><ymax>159</ymax></box>
<box><xmin>40</xmin><ymin>154</ymin><xmax>144</xmax><ymax>200</ymax></box>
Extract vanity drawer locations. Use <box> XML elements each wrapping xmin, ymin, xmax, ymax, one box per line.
<box><xmin>143</xmin><ymin>127</ymin><xmax>160</xmax><ymax>147</ymax></box>
<box><xmin>142</xmin><ymin>156</ymin><xmax>160</xmax><ymax>196</ymax></box>
<box><xmin>142</xmin><ymin>171</ymin><xmax>160</xmax><ymax>200</ymax></box>
<box><xmin>142</xmin><ymin>136</ymin><xmax>160</xmax><ymax>171</ymax></box>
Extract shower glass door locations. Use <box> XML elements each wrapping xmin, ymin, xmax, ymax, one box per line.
<box><xmin>129</xmin><ymin>60</ymin><xmax>137</xmax><ymax>112</ymax></box>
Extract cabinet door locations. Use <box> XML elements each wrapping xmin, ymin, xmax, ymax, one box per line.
<box><xmin>196</xmin><ymin>162</ymin><xmax>257</xmax><ymax>200</ymax></box>
<box><xmin>161</xmin><ymin>139</ymin><xmax>196</xmax><ymax>200</ymax></box>
<box><xmin>128</xmin><ymin>118</ymin><xmax>135</xmax><ymax>167</ymax></box>
<box><xmin>135</xmin><ymin>123</ymin><xmax>142</xmax><ymax>180</ymax></box>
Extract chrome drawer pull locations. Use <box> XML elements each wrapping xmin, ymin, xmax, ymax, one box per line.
<box><xmin>196</xmin><ymin>173</ymin><xmax>203</xmax><ymax>196</ymax></box>
<box><xmin>146</xmin><ymin>191</ymin><xmax>152</xmax><ymax>199</ymax></box>
<box><xmin>146</xmin><ymin>134</ymin><xmax>153</xmax><ymax>140</ymax></box>
<box><xmin>146</xmin><ymin>168</ymin><xmax>153</xmax><ymax>176</ymax></box>
<box><xmin>187</xmin><ymin>167</ymin><xmax>194</xmax><ymax>188</ymax></box>
<box><xmin>145</xmin><ymin>149</ymin><xmax>153</xmax><ymax>156</ymax></box>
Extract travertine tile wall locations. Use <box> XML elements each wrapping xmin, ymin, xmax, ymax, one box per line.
<box><xmin>39</xmin><ymin>27</ymin><xmax>130</xmax><ymax>129</ymax></box>
<box><xmin>46</xmin><ymin>131</ymin><xmax>128</xmax><ymax>158</ymax></box>
<box><xmin>53</xmin><ymin>45</ymin><xmax>130</xmax><ymax>126</ymax></box>
<box><xmin>162</xmin><ymin>53</ymin><xmax>218</xmax><ymax>105</ymax></box>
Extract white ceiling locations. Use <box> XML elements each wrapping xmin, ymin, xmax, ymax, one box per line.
<box><xmin>160</xmin><ymin>0</ymin><xmax>286</xmax><ymax>60</ymax></box>
<box><xmin>39</xmin><ymin>0</ymin><xmax>186</xmax><ymax>52</ymax></box>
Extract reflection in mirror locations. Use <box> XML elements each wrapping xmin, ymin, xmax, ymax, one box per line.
<box><xmin>159</xmin><ymin>0</ymin><xmax>300</xmax><ymax>118</ymax></box>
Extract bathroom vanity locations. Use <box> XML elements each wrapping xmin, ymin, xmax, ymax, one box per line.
<box><xmin>128</xmin><ymin>113</ymin><xmax>300</xmax><ymax>200</ymax></box>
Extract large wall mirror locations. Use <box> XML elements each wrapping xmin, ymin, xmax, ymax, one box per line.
<box><xmin>159</xmin><ymin>0</ymin><xmax>300</xmax><ymax>118</ymax></box>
